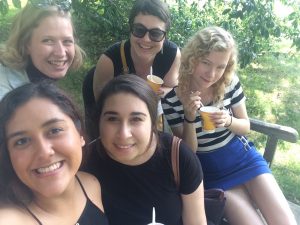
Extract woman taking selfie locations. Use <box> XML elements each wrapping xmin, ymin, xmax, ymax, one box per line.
<box><xmin>0</xmin><ymin>82</ymin><xmax>108</xmax><ymax>225</ymax></box>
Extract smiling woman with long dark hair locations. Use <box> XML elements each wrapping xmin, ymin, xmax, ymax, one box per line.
<box><xmin>0</xmin><ymin>81</ymin><xmax>108</xmax><ymax>225</ymax></box>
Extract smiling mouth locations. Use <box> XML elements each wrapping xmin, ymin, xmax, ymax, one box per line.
<box><xmin>49</xmin><ymin>60</ymin><xmax>67</xmax><ymax>67</ymax></box>
<box><xmin>35</xmin><ymin>161</ymin><xmax>63</xmax><ymax>174</ymax></box>
<box><xmin>115</xmin><ymin>144</ymin><xmax>135</xmax><ymax>149</ymax></box>
<box><xmin>138</xmin><ymin>43</ymin><xmax>152</xmax><ymax>49</ymax></box>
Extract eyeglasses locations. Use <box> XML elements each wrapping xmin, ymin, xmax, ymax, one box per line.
<box><xmin>30</xmin><ymin>0</ymin><xmax>72</xmax><ymax>12</ymax></box>
<box><xmin>131</xmin><ymin>23</ymin><xmax>166</xmax><ymax>42</ymax></box>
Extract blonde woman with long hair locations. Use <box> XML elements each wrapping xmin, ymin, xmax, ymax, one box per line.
<box><xmin>162</xmin><ymin>26</ymin><xmax>296</xmax><ymax>225</ymax></box>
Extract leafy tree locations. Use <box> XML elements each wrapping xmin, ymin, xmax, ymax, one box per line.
<box><xmin>0</xmin><ymin>0</ymin><xmax>21</xmax><ymax>15</ymax></box>
<box><xmin>1</xmin><ymin>0</ymin><xmax>299</xmax><ymax>67</ymax></box>
<box><xmin>72</xmin><ymin>0</ymin><xmax>134</xmax><ymax>62</ymax></box>
<box><xmin>71</xmin><ymin>0</ymin><xmax>300</xmax><ymax>67</ymax></box>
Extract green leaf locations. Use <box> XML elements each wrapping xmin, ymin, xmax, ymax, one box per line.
<box><xmin>222</xmin><ymin>8</ymin><xmax>231</xmax><ymax>15</ymax></box>
<box><xmin>0</xmin><ymin>0</ymin><xmax>9</xmax><ymax>16</ymax></box>
<box><xmin>12</xmin><ymin>0</ymin><xmax>21</xmax><ymax>9</ymax></box>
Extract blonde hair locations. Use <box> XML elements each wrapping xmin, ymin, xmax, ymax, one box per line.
<box><xmin>0</xmin><ymin>4</ymin><xmax>84</xmax><ymax>71</ymax></box>
<box><xmin>178</xmin><ymin>26</ymin><xmax>237</xmax><ymax>103</ymax></box>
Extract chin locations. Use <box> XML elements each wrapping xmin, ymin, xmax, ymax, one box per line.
<box><xmin>49</xmin><ymin>72</ymin><xmax>68</xmax><ymax>79</ymax></box>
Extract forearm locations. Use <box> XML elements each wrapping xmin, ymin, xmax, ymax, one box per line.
<box><xmin>225</xmin><ymin>116</ymin><xmax>250</xmax><ymax>136</ymax></box>
<box><xmin>182</xmin><ymin>182</ymin><xmax>207</xmax><ymax>225</ymax></box>
<box><xmin>160</xmin><ymin>86</ymin><xmax>173</xmax><ymax>97</ymax></box>
<box><xmin>171</xmin><ymin>122</ymin><xmax>198</xmax><ymax>153</ymax></box>
<box><xmin>182</xmin><ymin>121</ymin><xmax>198</xmax><ymax>153</ymax></box>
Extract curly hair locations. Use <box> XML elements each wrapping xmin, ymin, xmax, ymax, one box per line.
<box><xmin>0</xmin><ymin>4</ymin><xmax>84</xmax><ymax>71</ymax></box>
<box><xmin>178</xmin><ymin>26</ymin><xmax>238</xmax><ymax>103</ymax></box>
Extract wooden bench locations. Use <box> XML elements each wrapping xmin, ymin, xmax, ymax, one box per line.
<box><xmin>249</xmin><ymin>118</ymin><xmax>299</xmax><ymax>167</ymax></box>
<box><xmin>163</xmin><ymin>116</ymin><xmax>299</xmax><ymax>165</ymax></box>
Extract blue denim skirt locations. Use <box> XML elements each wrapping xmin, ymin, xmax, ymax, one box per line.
<box><xmin>196</xmin><ymin>136</ymin><xmax>271</xmax><ymax>190</ymax></box>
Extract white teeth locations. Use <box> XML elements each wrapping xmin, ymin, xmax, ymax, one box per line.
<box><xmin>49</xmin><ymin>61</ymin><xmax>65</xmax><ymax>66</ymax></box>
<box><xmin>139</xmin><ymin>44</ymin><xmax>151</xmax><ymax>49</ymax></box>
<box><xmin>116</xmin><ymin>144</ymin><xmax>133</xmax><ymax>149</ymax></box>
<box><xmin>36</xmin><ymin>162</ymin><xmax>62</xmax><ymax>174</ymax></box>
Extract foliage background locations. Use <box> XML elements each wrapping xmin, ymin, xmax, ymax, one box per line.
<box><xmin>1</xmin><ymin>0</ymin><xmax>300</xmax><ymax>67</ymax></box>
<box><xmin>70</xmin><ymin>0</ymin><xmax>300</xmax><ymax>68</ymax></box>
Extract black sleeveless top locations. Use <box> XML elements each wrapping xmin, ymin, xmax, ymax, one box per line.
<box><xmin>105</xmin><ymin>39</ymin><xmax>178</xmax><ymax>78</ymax></box>
<box><xmin>24</xmin><ymin>175</ymin><xmax>109</xmax><ymax>225</ymax></box>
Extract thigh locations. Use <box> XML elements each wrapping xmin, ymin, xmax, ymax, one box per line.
<box><xmin>245</xmin><ymin>173</ymin><xmax>296</xmax><ymax>225</ymax></box>
<box><xmin>224</xmin><ymin>186</ymin><xmax>265</xmax><ymax>225</ymax></box>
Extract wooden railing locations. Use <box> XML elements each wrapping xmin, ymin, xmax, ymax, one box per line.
<box><xmin>250</xmin><ymin>118</ymin><xmax>299</xmax><ymax>167</ymax></box>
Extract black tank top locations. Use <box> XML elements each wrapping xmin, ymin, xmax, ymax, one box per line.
<box><xmin>24</xmin><ymin>175</ymin><xmax>109</xmax><ymax>225</ymax></box>
<box><xmin>105</xmin><ymin>39</ymin><xmax>178</xmax><ymax>79</ymax></box>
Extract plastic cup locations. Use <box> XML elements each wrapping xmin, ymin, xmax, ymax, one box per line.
<box><xmin>147</xmin><ymin>75</ymin><xmax>164</xmax><ymax>92</ymax></box>
<box><xmin>199</xmin><ymin>106</ymin><xmax>220</xmax><ymax>133</ymax></box>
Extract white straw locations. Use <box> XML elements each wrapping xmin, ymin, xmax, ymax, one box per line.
<box><xmin>150</xmin><ymin>66</ymin><xmax>153</xmax><ymax>75</ymax></box>
<box><xmin>152</xmin><ymin>207</ymin><xmax>155</xmax><ymax>224</ymax></box>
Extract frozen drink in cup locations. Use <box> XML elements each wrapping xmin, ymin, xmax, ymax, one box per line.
<box><xmin>147</xmin><ymin>75</ymin><xmax>164</xmax><ymax>93</ymax></box>
<box><xmin>200</xmin><ymin>106</ymin><xmax>219</xmax><ymax>133</ymax></box>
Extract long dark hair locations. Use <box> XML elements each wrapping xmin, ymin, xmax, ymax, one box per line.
<box><xmin>91</xmin><ymin>74</ymin><xmax>159</xmax><ymax>157</ymax></box>
<box><xmin>0</xmin><ymin>81</ymin><xmax>83</xmax><ymax>205</ymax></box>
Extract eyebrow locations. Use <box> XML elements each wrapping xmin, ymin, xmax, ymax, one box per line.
<box><xmin>202</xmin><ymin>58</ymin><xmax>227</xmax><ymax>67</ymax></box>
<box><xmin>42</xmin><ymin>35</ymin><xmax>74</xmax><ymax>39</ymax></box>
<box><xmin>6</xmin><ymin>118</ymin><xmax>65</xmax><ymax>141</ymax></box>
<box><xmin>103</xmin><ymin>111</ymin><xmax>147</xmax><ymax>117</ymax></box>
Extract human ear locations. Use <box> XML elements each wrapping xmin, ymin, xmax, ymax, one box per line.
<box><xmin>80</xmin><ymin>136</ymin><xmax>85</xmax><ymax>147</ymax></box>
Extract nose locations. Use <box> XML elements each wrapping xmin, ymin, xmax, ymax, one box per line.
<box><xmin>142</xmin><ymin>31</ymin><xmax>152</xmax><ymax>42</ymax></box>
<box><xmin>53</xmin><ymin>41</ymin><xmax>66</xmax><ymax>56</ymax></box>
<box><xmin>117</xmin><ymin>122</ymin><xmax>132</xmax><ymax>139</ymax></box>
<box><xmin>35</xmin><ymin>137</ymin><xmax>55</xmax><ymax>158</ymax></box>
<box><xmin>206</xmin><ymin>67</ymin><xmax>216</xmax><ymax>78</ymax></box>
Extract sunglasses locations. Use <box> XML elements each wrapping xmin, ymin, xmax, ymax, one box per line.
<box><xmin>131</xmin><ymin>23</ymin><xmax>166</xmax><ymax>42</ymax></box>
<box><xmin>30</xmin><ymin>0</ymin><xmax>72</xmax><ymax>12</ymax></box>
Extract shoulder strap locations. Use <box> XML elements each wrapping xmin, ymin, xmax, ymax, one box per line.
<box><xmin>75</xmin><ymin>174</ymin><xmax>89</xmax><ymax>199</ymax></box>
<box><xmin>120</xmin><ymin>40</ymin><xmax>129</xmax><ymax>74</ymax></box>
<box><xmin>171</xmin><ymin>136</ymin><xmax>182</xmax><ymax>189</ymax></box>
<box><xmin>23</xmin><ymin>204</ymin><xmax>43</xmax><ymax>225</ymax></box>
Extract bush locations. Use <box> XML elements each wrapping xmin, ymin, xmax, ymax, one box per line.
<box><xmin>2</xmin><ymin>0</ymin><xmax>299</xmax><ymax>68</ymax></box>
<box><xmin>70</xmin><ymin>0</ymin><xmax>300</xmax><ymax>68</ymax></box>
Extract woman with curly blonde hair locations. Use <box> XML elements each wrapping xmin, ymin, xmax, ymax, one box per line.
<box><xmin>0</xmin><ymin>0</ymin><xmax>85</xmax><ymax>100</ymax></box>
<box><xmin>178</xmin><ymin>26</ymin><xmax>236</xmax><ymax>104</ymax></box>
<box><xmin>162</xmin><ymin>26</ymin><xmax>296</xmax><ymax>225</ymax></box>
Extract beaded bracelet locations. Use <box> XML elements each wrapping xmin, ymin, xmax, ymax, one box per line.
<box><xmin>184</xmin><ymin>116</ymin><xmax>195</xmax><ymax>123</ymax></box>
<box><xmin>224</xmin><ymin>115</ymin><xmax>232</xmax><ymax>127</ymax></box>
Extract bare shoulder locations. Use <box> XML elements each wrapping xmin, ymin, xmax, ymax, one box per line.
<box><xmin>77</xmin><ymin>171</ymin><xmax>101</xmax><ymax>192</ymax></box>
<box><xmin>163</xmin><ymin>47</ymin><xmax>181</xmax><ymax>87</ymax></box>
<box><xmin>0</xmin><ymin>205</ymin><xmax>33</xmax><ymax>225</ymax></box>
<box><xmin>93</xmin><ymin>54</ymin><xmax>114</xmax><ymax>100</ymax></box>
<box><xmin>76</xmin><ymin>172</ymin><xmax>103</xmax><ymax>209</ymax></box>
